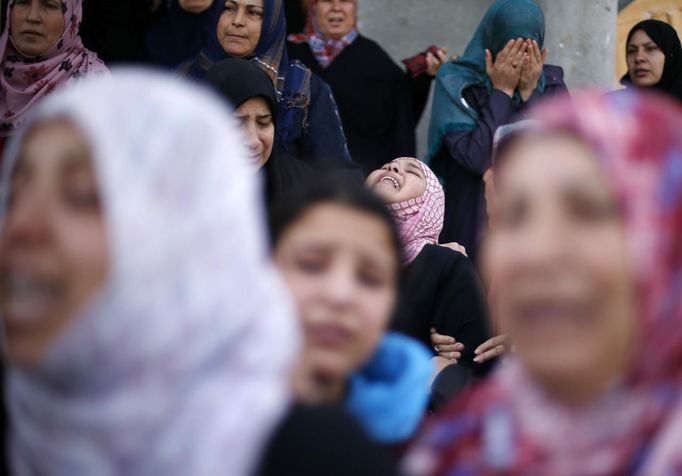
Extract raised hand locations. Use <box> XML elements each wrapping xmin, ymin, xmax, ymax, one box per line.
<box><xmin>425</xmin><ymin>47</ymin><xmax>449</xmax><ymax>76</ymax></box>
<box><xmin>519</xmin><ymin>39</ymin><xmax>548</xmax><ymax>101</ymax></box>
<box><xmin>485</xmin><ymin>38</ymin><xmax>526</xmax><ymax>97</ymax></box>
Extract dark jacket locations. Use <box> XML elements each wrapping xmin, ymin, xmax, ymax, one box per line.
<box><xmin>256</xmin><ymin>404</ymin><xmax>398</xmax><ymax>476</ymax></box>
<box><xmin>437</xmin><ymin>64</ymin><xmax>567</xmax><ymax>261</ymax></box>
<box><xmin>289</xmin><ymin>36</ymin><xmax>419</xmax><ymax>175</ymax></box>
<box><xmin>394</xmin><ymin>244</ymin><xmax>493</xmax><ymax>377</ymax></box>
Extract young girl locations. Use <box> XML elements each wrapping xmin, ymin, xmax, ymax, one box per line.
<box><xmin>270</xmin><ymin>177</ymin><xmax>432</xmax><ymax>443</ymax></box>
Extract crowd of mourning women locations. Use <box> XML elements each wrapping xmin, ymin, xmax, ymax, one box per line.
<box><xmin>0</xmin><ymin>0</ymin><xmax>680</xmax><ymax>474</ymax></box>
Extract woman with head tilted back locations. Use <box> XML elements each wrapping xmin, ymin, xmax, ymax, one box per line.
<box><xmin>0</xmin><ymin>70</ymin><xmax>297</xmax><ymax>474</ymax></box>
<box><xmin>185</xmin><ymin>0</ymin><xmax>359</xmax><ymax>176</ymax></box>
<box><xmin>287</xmin><ymin>0</ymin><xmax>447</xmax><ymax>175</ymax></box>
<box><xmin>0</xmin><ymin>0</ymin><xmax>107</xmax><ymax>151</ymax></box>
<box><xmin>366</xmin><ymin>158</ymin><xmax>493</xmax><ymax>406</ymax></box>
<box><xmin>426</xmin><ymin>0</ymin><xmax>566</xmax><ymax>263</ymax></box>
<box><xmin>403</xmin><ymin>91</ymin><xmax>682</xmax><ymax>475</ymax></box>
<box><xmin>620</xmin><ymin>19</ymin><xmax>682</xmax><ymax>103</ymax></box>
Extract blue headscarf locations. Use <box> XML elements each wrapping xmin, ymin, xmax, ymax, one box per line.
<box><xmin>346</xmin><ymin>332</ymin><xmax>431</xmax><ymax>443</ymax></box>
<box><xmin>145</xmin><ymin>1</ymin><xmax>215</xmax><ymax>68</ymax></box>
<box><xmin>187</xmin><ymin>0</ymin><xmax>311</xmax><ymax>145</ymax></box>
<box><xmin>426</xmin><ymin>0</ymin><xmax>546</xmax><ymax>163</ymax></box>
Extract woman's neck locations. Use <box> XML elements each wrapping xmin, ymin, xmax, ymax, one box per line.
<box><xmin>296</xmin><ymin>372</ymin><xmax>347</xmax><ymax>405</ymax></box>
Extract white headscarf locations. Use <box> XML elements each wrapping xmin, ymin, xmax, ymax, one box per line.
<box><xmin>0</xmin><ymin>69</ymin><xmax>299</xmax><ymax>476</ymax></box>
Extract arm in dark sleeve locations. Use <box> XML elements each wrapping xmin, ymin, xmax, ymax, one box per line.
<box><xmin>408</xmin><ymin>73</ymin><xmax>433</xmax><ymax>124</ymax></box>
<box><xmin>431</xmin><ymin>252</ymin><xmax>492</xmax><ymax>373</ymax></box>
<box><xmin>301</xmin><ymin>77</ymin><xmax>363</xmax><ymax>179</ymax></box>
<box><xmin>391</xmin><ymin>74</ymin><xmax>417</xmax><ymax>159</ymax></box>
<box><xmin>442</xmin><ymin>88</ymin><xmax>515</xmax><ymax>175</ymax></box>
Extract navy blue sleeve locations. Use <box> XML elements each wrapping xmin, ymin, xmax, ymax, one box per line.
<box><xmin>302</xmin><ymin>76</ymin><xmax>362</xmax><ymax>178</ymax></box>
<box><xmin>442</xmin><ymin>88</ymin><xmax>515</xmax><ymax>176</ymax></box>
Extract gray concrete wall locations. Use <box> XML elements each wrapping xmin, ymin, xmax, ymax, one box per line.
<box><xmin>358</xmin><ymin>0</ymin><xmax>619</xmax><ymax>157</ymax></box>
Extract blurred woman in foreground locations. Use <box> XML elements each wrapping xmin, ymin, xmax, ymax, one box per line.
<box><xmin>404</xmin><ymin>91</ymin><xmax>682</xmax><ymax>475</ymax></box>
<box><xmin>0</xmin><ymin>70</ymin><xmax>298</xmax><ymax>475</ymax></box>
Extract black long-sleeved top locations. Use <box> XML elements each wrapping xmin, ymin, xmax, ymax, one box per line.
<box><xmin>288</xmin><ymin>36</ymin><xmax>418</xmax><ymax>175</ymax></box>
<box><xmin>256</xmin><ymin>405</ymin><xmax>398</xmax><ymax>476</ymax></box>
<box><xmin>437</xmin><ymin>65</ymin><xmax>568</xmax><ymax>262</ymax></box>
<box><xmin>393</xmin><ymin>244</ymin><xmax>492</xmax><ymax>377</ymax></box>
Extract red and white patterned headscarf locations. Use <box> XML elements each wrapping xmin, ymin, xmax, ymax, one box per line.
<box><xmin>288</xmin><ymin>0</ymin><xmax>359</xmax><ymax>68</ymax></box>
<box><xmin>404</xmin><ymin>90</ymin><xmax>682</xmax><ymax>476</ymax></box>
<box><xmin>388</xmin><ymin>158</ymin><xmax>445</xmax><ymax>265</ymax></box>
<box><xmin>0</xmin><ymin>0</ymin><xmax>108</xmax><ymax>138</ymax></box>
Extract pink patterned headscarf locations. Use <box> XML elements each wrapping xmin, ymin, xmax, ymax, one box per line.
<box><xmin>387</xmin><ymin>158</ymin><xmax>445</xmax><ymax>265</ymax></box>
<box><xmin>0</xmin><ymin>0</ymin><xmax>108</xmax><ymax>138</ymax></box>
<box><xmin>287</xmin><ymin>0</ymin><xmax>359</xmax><ymax>68</ymax></box>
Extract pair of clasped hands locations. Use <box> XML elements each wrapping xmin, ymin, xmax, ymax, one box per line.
<box><xmin>485</xmin><ymin>38</ymin><xmax>548</xmax><ymax>101</ymax></box>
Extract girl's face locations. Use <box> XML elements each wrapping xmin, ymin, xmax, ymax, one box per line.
<box><xmin>10</xmin><ymin>0</ymin><xmax>66</xmax><ymax>58</ymax></box>
<box><xmin>627</xmin><ymin>29</ymin><xmax>666</xmax><ymax>88</ymax></box>
<box><xmin>489</xmin><ymin>134</ymin><xmax>635</xmax><ymax>403</ymax></box>
<box><xmin>0</xmin><ymin>120</ymin><xmax>109</xmax><ymax>366</ymax></box>
<box><xmin>314</xmin><ymin>0</ymin><xmax>356</xmax><ymax>40</ymax></box>
<box><xmin>365</xmin><ymin>158</ymin><xmax>427</xmax><ymax>204</ymax></box>
<box><xmin>217</xmin><ymin>0</ymin><xmax>264</xmax><ymax>58</ymax></box>
<box><xmin>274</xmin><ymin>203</ymin><xmax>398</xmax><ymax>385</ymax></box>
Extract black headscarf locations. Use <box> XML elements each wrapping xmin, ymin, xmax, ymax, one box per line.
<box><xmin>206</xmin><ymin>58</ymin><xmax>278</xmax><ymax>119</ymax></box>
<box><xmin>205</xmin><ymin>58</ymin><xmax>310</xmax><ymax>205</ymax></box>
<box><xmin>622</xmin><ymin>19</ymin><xmax>682</xmax><ymax>102</ymax></box>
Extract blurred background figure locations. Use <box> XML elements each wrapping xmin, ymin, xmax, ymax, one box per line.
<box><xmin>145</xmin><ymin>0</ymin><xmax>216</xmax><ymax>69</ymax></box>
<box><xmin>0</xmin><ymin>70</ymin><xmax>298</xmax><ymax>475</ymax></box>
<box><xmin>365</xmin><ymin>157</ymin><xmax>493</xmax><ymax>407</ymax></box>
<box><xmin>0</xmin><ymin>0</ymin><xmax>107</xmax><ymax>154</ymax></box>
<box><xmin>284</xmin><ymin>0</ymin><xmax>307</xmax><ymax>35</ymax></box>
<box><xmin>269</xmin><ymin>177</ymin><xmax>432</xmax><ymax>445</ymax></box>
<box><xmin>619</xmin><ymin>19</ymin><xmax>682</xmax><ymax>103</ymax></box>
<box><xmin>184</xmin><ymin>0</ymin><xmax>359</xmax><ymax>176</ymax></box>
<box><xmin>403</xmin><ymin>90</ymin><xmax>682</xmax><ymax>475</ymax></box>
<box><xmin>287</xmin><ymin>0</ymin><xmax>447</xmax><ymax>175</ymax></box>
<box><xmin>204</xmin><ymin>58</ymin><xmax>311</xmax><ymax>206</ymax></box>
<box><xmin>425</xmin><ymin>0</ymin><xmax>566</xmax><ymax>263</ymax></box>
<box><xmin>80</xmin><ymin>0</ymin><xmax>155</xmax><ymax>65</ymax></box>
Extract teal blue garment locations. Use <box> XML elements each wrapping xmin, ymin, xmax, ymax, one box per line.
<box><xmin>345</xmin><ymin>332</ymin><xmax>431</xmax><ymax>443</ymax></box>
<box><xmin>426</xmin><ymin>0</ymin><xmax>546</xmax><ymax>164</ymax></box>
